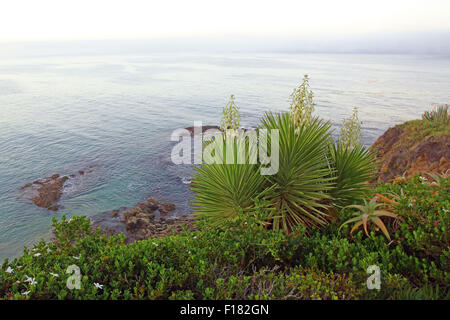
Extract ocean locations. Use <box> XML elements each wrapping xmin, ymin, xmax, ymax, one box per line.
<box><xmin>1</xmin><ymin>52</ymin><xmax>449</xmax><ymax>261</ymax></box>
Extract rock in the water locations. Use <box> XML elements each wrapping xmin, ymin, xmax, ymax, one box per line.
<box><xmin>22</xmin><ymin>167</ymin><xmax>94</xmax><ymax>211</ymax></box>
<box><xmin>110</xmin><ymin>197</ymin><xmax>197</xmax><ymax>241</ymax></box>
<box><xmin>158</xmin><ymin>202</ymin><xmax>176</xmax><ymax>215</ymax></box>
<box><xmin>146</xmin><ymin>197</ymin><xmax>159</xmax><ymax>210</ymax></box>
<box><xmin>183</xmin><ymin>125</ymin><xmax>221</xmax><ymax>136</ymax></box>
<box><xmin>30</xmin><ymin>175</ymin><xmax>69</xmax><ymax>210</ymax></box>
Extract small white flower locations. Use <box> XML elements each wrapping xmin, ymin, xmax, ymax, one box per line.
<box><xmin>188</xmin><ymin>251</ymin><xmax>191</xmax><ymax>254</ymax></box>
<box><xmin>152</xmin><ymin>242</ymin><xmax>158</xmax><ymax>246</ymax></box>
<box><xmin>408</xmin><ymin>203</ymin><xmax>413</xmax><ymax>208</ymax></box>
<box><xmin>5</xmin><ymin>266</ymin><xmax>14</xmax><ymax>274</ymax></box>
<box><xmin>49</xmin><ymin>272</ymin><xmax>59</xmax><ymax>277</ymax></box>
<box><xmin>21</xmin><ymin>291</ymin><xmax>31</xmax><ymax>295</ymax></box>
<box><xmin>33</xmin><ymin>253</ymin><xmax>41</xmax><ymax>257</ymax></box>
<box><xmin>72</xmin><ymin>254</ymin><xmax>81</xmax><ymax>260</ymax></box>
<box><xmin>24</xmin><ymin>276</ymin><xmax>37</xmax><ymax>286</ymax></box>
<box><xmin>193</xmin><ymin>236</ymin><xmax>197</xmax><ymax>239</ymax></box>
<box><xmin>419</xmin><ymin>176</ymin><xmax>427</xmax><ymax>181</ymax></box>
<box><xmin>94</xmin><ymin>282</ymin><xmax>103</xmax><ymax>290</ymax></box>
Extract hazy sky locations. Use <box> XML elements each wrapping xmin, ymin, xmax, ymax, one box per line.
<box><xmin>1</xmin><ymin>0</ymin><xmax>450</xmax><ymax>42</ymax></box>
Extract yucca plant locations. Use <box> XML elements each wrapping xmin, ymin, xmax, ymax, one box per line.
<box><xmin>340</xmin><ymin>196</ymin><xmax>399</xmax><ymax>240</ymax></box>
<box><xmin>327</xmin><ymin>142</ymin><xmax>377</xmax><ymax>208</ymax></box>
<box><xmin>260</xmin><ymin>112</ymin><xmax>335</xmax><ymax>232</ymax></box>
<box><xmin>191</xmin><ymin>133</ymin><xmax>266</xmax><ymax>225</ymax></box>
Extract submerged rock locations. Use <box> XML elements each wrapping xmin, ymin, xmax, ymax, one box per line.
<box><xmin>114</xmin><ymin>197</ymin><xmax>197</xmax><ymax>241</ymax></box>
<box><xmin>158</xmin><ymin>202</ymin><xmax>176</xmax><ymax>215</ymax></box>
<box><xmin>21</xmin><ymin>167</ymin><xmax>93</xmax><ymax>211</ymax></box>
<box><xmin>183</xmin><ymin>125</ymin><xmax>256</xmax><ymax>137</ymax></box>
<box><xmin>30</xmin><ymin>175</ymin><xmax>68</xmax><ymax>210</ymax></box>
<box><xmin>183</xmin><ymin>125</ymin><xmax>221</xmax><ymax>136</ymax></box>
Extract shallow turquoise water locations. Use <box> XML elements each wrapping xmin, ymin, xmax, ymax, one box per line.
<box><xmin>1</xmin><ymin>52</ymin><xmax>449</xmax><ymax>261</ymax></box>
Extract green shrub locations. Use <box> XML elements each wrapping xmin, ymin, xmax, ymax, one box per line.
<box><xmin>0</xmin><ymin>214</ymin><xmax>298</xmax><ymax>300</ymax></box>
<box><xmin>1</xmin><ymin>183</ymin><xmax>449</xmax><ymax>301</ymax></box>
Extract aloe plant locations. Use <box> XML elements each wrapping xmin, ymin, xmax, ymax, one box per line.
<box><xmin>340</xmin><ymin>196</ymin><xmax>399</xmax><ymax>240</ymax></box>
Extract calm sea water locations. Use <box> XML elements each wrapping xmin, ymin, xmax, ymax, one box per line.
<box><xmin>1</xmin><ymin>52</ymin><xmax>449</xmax><ymax>261</ymax></box>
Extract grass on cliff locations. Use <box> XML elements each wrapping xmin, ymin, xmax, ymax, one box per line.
<box><xmin>397</xmin><ymin>118</ymin><xmax>450</xmax><ymax>149</ymax></box>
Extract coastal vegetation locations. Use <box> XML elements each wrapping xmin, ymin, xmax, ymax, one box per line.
<box><xmin>192</xmin><ymin>77</ymin><xmax>376</xmax><ymax>233</ymax></box>
<box><xmin>1</xmin><ymin>173</ymin><xmax>448</xmax><ymax>299</ymax></box>
<box><xmin>1</xmin><ymin>78</ymin><xmax>448</xmax><ymax>300</ymax></box>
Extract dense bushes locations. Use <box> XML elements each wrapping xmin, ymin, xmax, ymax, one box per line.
<box><xmin>1</xmin><ymin>175</ymin><xmax>448</xmax><ymax>300</ymax></box>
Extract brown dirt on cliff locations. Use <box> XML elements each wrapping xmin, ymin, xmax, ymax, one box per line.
<box><xmin>370</xmin><ymin>119</ymin><xmax>450</xmax><ymax>183</ymax></box>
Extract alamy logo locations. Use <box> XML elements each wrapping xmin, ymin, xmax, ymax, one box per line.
<box><xmin>66</xmin><ymin>265</ymin><xmax>81</xmax><ymax>290</ymax></box>
<box><xmin>366</xmin><ymin>265</ymin><xmax>381</xmax><ymax>290</ymax></box>
<box><xmin>170</xmin><ymin>121</ymin><xmax>279</xmax><ymax>175</ymax></box>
